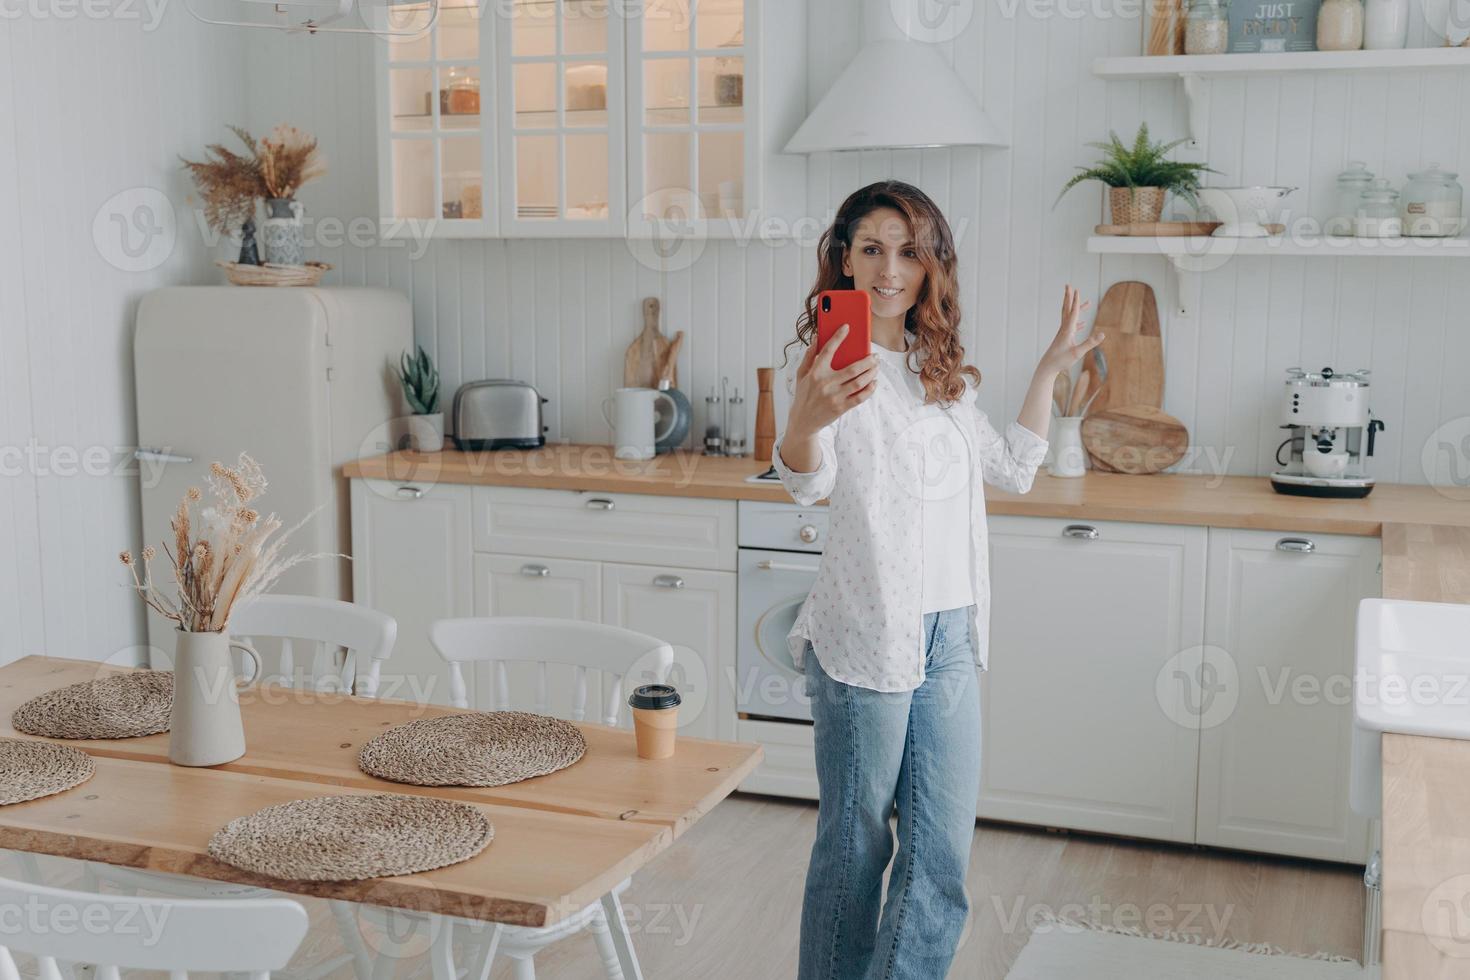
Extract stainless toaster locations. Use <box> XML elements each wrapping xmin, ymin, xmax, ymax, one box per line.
<box><xmin>451</xmin><ymin>380</ymin><xmax>548</xmax><ymax>451</ymax></box>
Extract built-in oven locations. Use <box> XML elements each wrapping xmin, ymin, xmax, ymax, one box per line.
<box><xmin>736</xmin><ymin>500</ymin><xmax>828</xmax><ymax>724</ymax></box>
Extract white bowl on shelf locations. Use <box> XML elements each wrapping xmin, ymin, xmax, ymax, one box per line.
<box><xmin>1197</xmin><ymin>186</ymin><xmax>1296</xmax><ymax>237</ymax></box>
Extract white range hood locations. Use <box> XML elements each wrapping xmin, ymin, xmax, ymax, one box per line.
<box><xmin>784</xmin><ymin>0</ymin><xmax>1006</xmax><ymax>153</ymax></box>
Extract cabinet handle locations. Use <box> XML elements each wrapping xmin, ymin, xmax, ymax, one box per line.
<box><xmin>757</xmin><ymin>559</ymin><xmax>821</xmax><ymax>574</ymax></box>
<box><xmin>1276</xmin><ymin>537</ymin><xmax>1316</xmax><ymax>553</ymax></box>
<box><xmin>1062</xmin><ymin>524</ymin><xmax>1099</xmax><ymax>540</ymax></box>
<box><xmin>396</xmin><ymin>486</ymin><xmax>424</xmax><ymax>499</ymax></box>
<box><xmin>585</xmin><ymin>498</ymin><xmax>615</xmax><ymax>511</ymax></box>
<box><xmin>520</xmin><ymin>563</ymin><xmax>550</xmax><ymax>577</ymax></box>
<box><xmin>653</xmin><ymin>574</ymin><xmax>684</xmax><ymax>589</ymax></box>
<box><xmin>134</xmin><ymin>448</ymin><xmax>194</xmax><ymax>464</ymax></box>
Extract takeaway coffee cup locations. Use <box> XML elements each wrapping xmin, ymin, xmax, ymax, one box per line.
<box><xmin>628</xmin><ymin>684</ymin><xmax>681</xmax><ymax>759</ymax></box>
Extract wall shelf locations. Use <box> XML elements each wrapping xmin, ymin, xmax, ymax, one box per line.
<box><xmin>1093</xmin><ymin>48</ymin><xmax>1470</xmax><ymax>80</ymax></box>
<box><xmin>1087</xmin><ymin>233</ymin><xmax>1470</xmax><ymax>317</ymax></box>
<box><xmin>1087</xmin><ymin>233</ymin><xmax>1470</xmax><ymax>258</ymax></box>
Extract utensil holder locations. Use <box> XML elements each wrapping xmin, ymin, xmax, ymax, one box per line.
<box><xmin>1048</xmin><ymin>417</ymin><xmax>1087</xmax><ymax>478</ymax></box>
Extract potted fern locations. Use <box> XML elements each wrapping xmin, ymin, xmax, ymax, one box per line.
<box><xmin>398</xmin><ymin>346</ymin><xmax>443</xmax><ymax>452</ymax></box>
<box><xmin>1057</xmin><ymin>123</ymin><xmax>1216</xmax><ymax>225</ymax></box>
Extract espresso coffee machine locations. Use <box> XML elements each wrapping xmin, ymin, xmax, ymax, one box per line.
<box><xmin>1271</xmin><ymin>367</ymin><xmax>1386</xmax><ymax>498</ymax></box>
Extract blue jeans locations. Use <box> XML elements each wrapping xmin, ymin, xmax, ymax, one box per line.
<box><xmin>798</xmin><ymin>606</ymin><xmax>982</xmax><ymax>980</ymax></box>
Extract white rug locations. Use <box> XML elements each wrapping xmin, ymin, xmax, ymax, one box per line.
<box><xmin>1006</xmin><ymin>913</ymin><xmax>1377</xmax><ymax>979</ymax></box>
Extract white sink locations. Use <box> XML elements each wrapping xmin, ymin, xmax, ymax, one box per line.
<box><xmin>1351</xmin><ymin>597</ymin><xmax>1470</xmax><ymax>817</ymax></box>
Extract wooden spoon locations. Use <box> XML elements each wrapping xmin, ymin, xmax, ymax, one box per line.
<box><xmin>1066</xmin><ymin>373</ymin><xmax>1091</xmax><ymax>417</ymax></box>
<box><xmin>1053</xmin><ymin>372</ymin><xmax>1072</xmax><ymax>417</ymax></box>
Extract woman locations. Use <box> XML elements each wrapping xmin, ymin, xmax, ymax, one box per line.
<box><xmin>772</xmin><ymin>180</ymin><xmax>1101</xmax><ymax>980</ymax></box>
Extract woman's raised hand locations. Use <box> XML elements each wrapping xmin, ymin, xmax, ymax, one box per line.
<box><xmin>787</xmin><ymin>324</ymin><xmax>879</xmax><ymax>440</ymax></box>
<box><xmin>1039</xmin><ymin>285</ymin><xmax>1101</xmax><ymax>377</ymax></box>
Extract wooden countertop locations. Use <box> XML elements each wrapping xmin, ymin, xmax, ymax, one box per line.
<box><xmin>344</xmin><ymin>445</ymin><xmax>1470</xmax><ymax>536</ymax></box>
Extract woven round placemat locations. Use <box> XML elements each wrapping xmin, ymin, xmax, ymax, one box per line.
<box><xmin>0</xmin><ymin>738</ymin><xmax>95</xmax><ymax>805</ymax></box>
<box><xmin>11</xmin><ymin>671</ymin><xmax>173</xmax><ymax>740</ymax></box>
<box><xmin>357</xmin><ymin>712</ymin><xmax>586</xmax><ymax>788</ymax></box>
<box><xmin>207</xmin><ymin>794</ymin><xmax>492</xmax><ymax>882</ymax></box>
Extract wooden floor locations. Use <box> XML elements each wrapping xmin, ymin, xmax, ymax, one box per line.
<box><xmin>37</xmin><ymin>790</ymin><xmax>1367</xmax><ymax>979</ymax></box>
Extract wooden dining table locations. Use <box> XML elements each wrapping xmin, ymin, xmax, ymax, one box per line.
<box><xmin>0</xmin><ymin>656</ymin><xmax>764</xmax><ymax>978</ymax></box>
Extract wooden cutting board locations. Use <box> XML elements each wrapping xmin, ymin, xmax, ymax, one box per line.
<box><xmin>1079</xmin><ymin>281</ymin><xmax>1164</xmax><ymax>419</ymax></box>
<box><xmin>624</xmin><ymin>297</ymin><xmax>676</xmax><ymax>389</ymax></box>
<box><xmin>1081</xmin><ymin>406</ymin><xmax>1189</xmax><ymax>475</ymax></box>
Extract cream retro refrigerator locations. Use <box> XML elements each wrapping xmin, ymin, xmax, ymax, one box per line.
<box><xmin>134</xmin><ymin>286</ymin><xmax>412</xmax><ymax>659</ymax></box>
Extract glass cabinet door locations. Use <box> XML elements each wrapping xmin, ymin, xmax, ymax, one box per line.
<box><xmin>628</xmin><ymin>0</ymin><xmax>750</xmax><ymax>236</ymax></box>
<box><xmin>497</xmin><ymin>0</ymin><xmax>625</xmax><ymax>235</ymax></box>
<box><xmin>381</xmin><ymin>0</ymin><xmax>494</xmax><ymax>236</ymax></box>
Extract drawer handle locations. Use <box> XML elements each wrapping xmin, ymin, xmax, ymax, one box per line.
<box><xmin>396</xmin><ymin>486</ymin><xmax>424</xmax><ymax>499</ymax></box>
<box><xmin>520</xmin><ymin>563</ymin><xmax>550</xmax><ymax>577</ymax></box>
<box><xmin>1276</xmin><ymin>537</ymin><xmax>1316</xmax><ymax>553</ymax></box>
<box><xmin>757</xmin><ymin>560</ymin><xmax>821</xmax><ymax>574</ymax></box>
<box><xmin>653</xmin><ymin>574</ymin><xmax>684</xmax><ymax>590</ymax></box>
<box><xmin>1062</xmin><ymin>524</ymin><xmax>1099</xmax><ymax>540</ymax></box>
<box><xmin>586</xmin><ymin>498</ymin><xmax>615</xmax><ymax>511</ymax></box>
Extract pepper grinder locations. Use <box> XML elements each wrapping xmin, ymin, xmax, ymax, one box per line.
<box><xmin>704</xmin><ymin>384</ymin><xmax>723</xmax><ymax>455</ymax></box>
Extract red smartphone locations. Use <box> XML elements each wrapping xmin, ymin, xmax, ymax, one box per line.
<box><xmin>815</xmin><ymin>289</ymin><xmax>872</xmax><ymax>371</ymax></box>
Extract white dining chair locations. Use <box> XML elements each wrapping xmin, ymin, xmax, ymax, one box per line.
<box><xmin>84</xmin><ymin>594</ymin><xmax>397</xmax><ymax>978</ymax></box>
<box><xmin>417</xmin><ymin>616</ymin><xmax>676</xmax><ymax>980</ymax></box>
<box><xmin>0</xmin><ymin>874</ymin><xmax>307</xmax><ymax>979</ymax></box>
<box><xmin>232</xmin><ymin>593</ymin><xmax>399</xmax><ymax>695</ymax></box>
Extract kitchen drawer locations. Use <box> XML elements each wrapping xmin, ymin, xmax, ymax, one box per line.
<box><xmin>736</xmin><ymin>718</ymin><xmax>818</xmax><ymax>801</ymax></box>
<box><xmin>472</xmin><ymin>486</ymin><xmax>736</xmax><ymax>571</ymax></box>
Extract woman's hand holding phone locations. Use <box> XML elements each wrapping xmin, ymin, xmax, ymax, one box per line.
<box><xmin>780</xmin><ymin>325</ymin><xmax>879</xmax><ymax>473</ymax></box>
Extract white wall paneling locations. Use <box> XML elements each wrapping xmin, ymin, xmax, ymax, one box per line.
<box><xmin>0</xmin><ymin>8</ymin><xmax>247</xmax><ymax>666</ymax></box>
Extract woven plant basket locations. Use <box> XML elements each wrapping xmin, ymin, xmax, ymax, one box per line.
<box><xmin>1108</xmin><ymin>187</ymin><xmax>1166</xmax><ymax>225</ymax></box>
<box><xmin>216</xmin><ymin>260</ymin><xmax>332</xmax><ymax>287</ymax></box>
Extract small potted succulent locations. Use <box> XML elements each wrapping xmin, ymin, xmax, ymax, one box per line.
<box><xmin>1056</xmin><ymin>123</ymin><xmax>1216</xmax><ymax>225</ymax></box>
<box><xmin>398</xmin><ymin>346</ymin><xmax>443</xmax><ymax>453</ymax></box>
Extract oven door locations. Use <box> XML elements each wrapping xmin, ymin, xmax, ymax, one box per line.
<box><xmin>737</xmin><ymin>548</ymin><xmax>821</xmax><ymax>723</ymax></box>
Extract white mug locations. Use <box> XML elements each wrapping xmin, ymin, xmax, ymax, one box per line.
<box><xmin>1304</xmin><ymin>449</ymin><xmax>1349</xmax><ymax>479</ymax></box>
<box><xmin>601</xmin><ymin>388</ymin><xmax>676</xmax><ymax>460</ymax></box>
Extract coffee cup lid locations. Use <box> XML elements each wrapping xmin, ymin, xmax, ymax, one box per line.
<box><xmin>628</xmin><ymin>684</ymin><xmax>681</xmax><ymax>710</ymax></box>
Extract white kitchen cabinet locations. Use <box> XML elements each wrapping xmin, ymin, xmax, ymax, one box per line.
<box><xmin>978</xmin><ymin>516</ymin><xmax>1209</xmax><ymax>844</ymax></box>
<box><xmin>602</xmin><ymin>561</ymin><xmax>735</xmax><ymax>742</ymax></box>
<box><xmin>375</xmin><ymin>0</ymin><xmax>806</xmax><ymax>239</ymax></box>
<box><xmin>472</xmin><ymin>485</ymin><xmax>736</xmax><ymax>571</ymax></box>
<box><xmin>471</xmin><ymin>553</ymin><xmax>606</xmax><ymax>718</ymax></box>
<box><xmin>1195</xmin><ymin>528</ymin><xmax>1379</xmax><ymax>863</ymax></box>
<box><xmin>350</xmin><ymin>479</ymin><xmax>472</xmax><ymax>705</ymax></box>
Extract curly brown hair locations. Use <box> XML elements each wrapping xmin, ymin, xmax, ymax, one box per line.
<box><xmin>783</xmin><ymin>180</ymin><xmax>979</xmax><ymax>406</ymax></box>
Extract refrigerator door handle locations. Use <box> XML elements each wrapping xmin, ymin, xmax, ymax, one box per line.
<box><xmin>134</xmin><ymin>448</ymin><xmax>195</xmax><ymax>464</ymax></box>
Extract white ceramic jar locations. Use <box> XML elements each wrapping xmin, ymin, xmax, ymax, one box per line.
<box><xmin>1363</xmin><ymin>0</ymin><xmax>1409</xmax><ymax>46</ymax></box>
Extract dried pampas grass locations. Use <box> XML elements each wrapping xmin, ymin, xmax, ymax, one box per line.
<box><xmin>258</xmin><ymin>125</ymin><xmax>327</xmax><ymax>200</ymax></box>
<box><xmin>121</xmin><ymin>452</ymin><xmax>334</xmax><ymax>633</ymax></box>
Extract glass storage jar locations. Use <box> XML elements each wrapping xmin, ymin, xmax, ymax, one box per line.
<box><xmin>1328</xmin><ymin>161</ymin><xmax>1375</xmax><ymax>237</ymax></box>
<box><xmin>1355</xmin><ymin>179</ymin><xmax>1402</xmax><ymax>238</ymax></box>
<box><xmin>1184</xmin><ymin>0</ymin><xmax>1230</xmax><ymax>53</ymax></box>
<box><xmin>1400</xmin><ymin>164</ymin><xmax>1464</xmax><ymax>237</ymax></box>
<box><xmin>1317</xmin><ymin>0</ymin><xmax>1365</xmax><ymax>49</ymax></box>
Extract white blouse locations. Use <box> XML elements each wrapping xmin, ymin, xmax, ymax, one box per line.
<box><xmin>773</xmin><ymin>331</ymin><xmax>1049</xmax><ymax>692</ymax></box>
<box><xmin>871</xmin><ymin>342</ymin><xmax>975</xmax><ymax>614</ymax></box>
